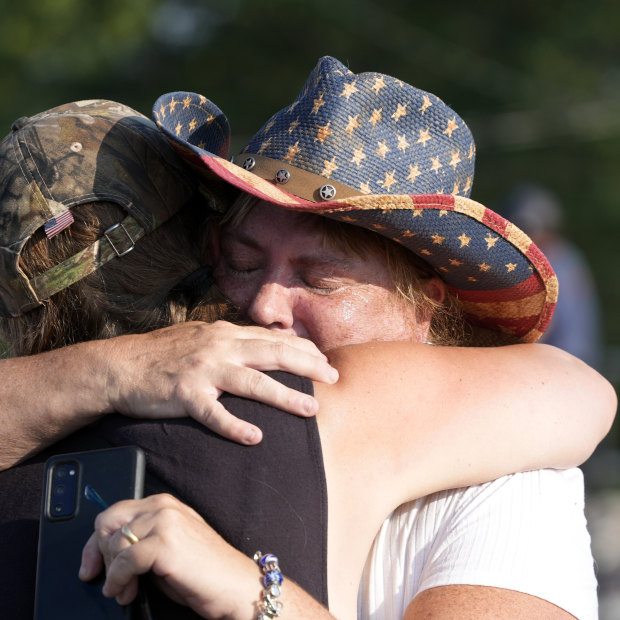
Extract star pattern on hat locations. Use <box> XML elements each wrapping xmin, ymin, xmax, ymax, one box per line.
<box><xmin>485</xmin><ymin>233</ymin><xmax>499</xmax><ymax>249</ymax></box>
<box><xmin>391</xmin><ymin>103</ymin><xmax>408</xmax><ymax>122</ymax></box>
<box><xmin>378</xmin><ymin>171</ymin><xmax>397</xmax><ymax>191</ymax></box>
<box><xmin>419</xmin><ymin>95</ymin><xmax>432</xmax><ymax>114</ymax></box>
<box><xmin>397</xmin><ymin>134</ymin><xmax>411</xmax><ymax>152</ymax></box>
<box><xmin>458</xmin><ymin>233</ymin><xmax>471</xmax><ymax>247</ymax></box>
<box><xmin>321</xmin><ymin>156</ymin><xmax>338</xmax><ymax>177</ymax></box>
<box><xmin>407</xmin><ymin>164</ymin><xmax>422</xmax><ymax>185</ymax></box>
<box><xmin>312</xmin><ymin>94</ymin><xmax>326</xmax><ymax>115</ymax></box>
<box><xmin>284</xmin><ymin>141</ymin><xmax>301</xmax><ymax>162</ymax></box>
<box><xmin>430</xmin><ymin>157</ymin><xmax>442</xmax><ymax>174</ymax></box>
<box><xmin>449</xmin><ymin>151</ymin><xmax>462</xmax><ymax>169</ymax></box>
<box><xmin>351</xmin><ymin>147</ymin><xmax>366</xmax><ymax>167</ymax></box>
<box><xmin>376</xmin><ymin>140</ymin><xmax>390</xmax><ymax>159</ymax></box>
<box><xmin>341</xmin><ymin>81</ymin><xmax>359</xmax><ymax>100</ymax></box>
<box><xmin>372</xmin><ymin>76</ymin><xmax>387</xmax><ymax>93</ymax></box>
<box><xmin>258</xmin><ymin>138</ymin><xmax>272</xmax><ymax>155</ymax></box>
<box><xmin>444</xmin><ymin>117</ymin><xmax>459</xmax><ymax>137</ymax></box>
<box><xmin>315</xmin><ymin>122</ymin><xmax>332</xmax><ymax>144</ymax></box>
<box><xmin>234</xmin><ymin>60</ymin><xmax>476</xmax><ymax>201</ymax></box>
<box><xmin>369</xmin><ymin>109</ymin><xmax>383</xmax><ymax>127</ymax></box>
<box><xmin>417</xmin><ymin>128</ymin><xmax>431</xmax><ymax>146</ymax></box>
<box><xmin>263</xmin><ymin>119</ymin><xmax>276</xmax><ymax>135</ymax></box>
<box><xmin>346</xmin><ymin>115</ymin><xmax>360</xmax><ymax>134</ymax></box>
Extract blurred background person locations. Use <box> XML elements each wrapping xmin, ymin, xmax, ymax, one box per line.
<box><xmin>500</xmin><ymin>183</ymin><xmax>603</xmax><ymax>370</ymax></box>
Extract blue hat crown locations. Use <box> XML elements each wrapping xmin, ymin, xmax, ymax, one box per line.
<box><xmin>241</xmin><ymin>56</ymin><xmax>476</xmax><ymax>198</ymax></box>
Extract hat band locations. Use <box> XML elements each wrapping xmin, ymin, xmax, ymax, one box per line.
<box><xmin>231</xmin><ymin>154</ymin><xmax>364</xmax><ymax>203</ymax></box>
<box><xmin>27</xmin><ymin>214</ymin><xmax>146</xmax><ymax>303</ymax></box>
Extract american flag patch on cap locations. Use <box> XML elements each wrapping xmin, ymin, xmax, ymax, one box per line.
<box><xmin>44</xmin><ymin>210</ymin><xmax>74</xmax><ymax>239</ymax></box>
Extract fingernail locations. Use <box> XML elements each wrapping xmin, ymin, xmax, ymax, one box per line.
<box><xmin>304</xmin><ymin>397</ymin><xmax>319</xmax><ymax>415</ymax></box>
<box><xmin>328</xmin><ymin>367</ymin><xmax>339</xmax><ymax>382</ymax></box>
<box><xmin>79</xmin><ymin>565</ymin><xmax>89</xmax><ymax>580</ymax></box>
<box><xmin>244</xmin><ymin>426</ymin><xmax>259</xmax><ymax>444</ymax></box>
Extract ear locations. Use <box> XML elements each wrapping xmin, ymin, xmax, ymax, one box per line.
<box><xmin>205</xmin><ymin>217</ymin><xmax>221</xmax><ymax>266</ymax></box>
<box><xmin>423</xmin><ymin>276</ymin><xmax>447</xmax><ymax>303</ymax></box>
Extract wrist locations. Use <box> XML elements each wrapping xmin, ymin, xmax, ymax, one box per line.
<box><xmin>97</xmin><ymin>333</ymin><xmax>137</xmax><ymax>414</ymax></box>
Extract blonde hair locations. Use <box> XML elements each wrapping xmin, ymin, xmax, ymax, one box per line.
<box><xmin>0</xmin><ymin>197</ymin><xmax>231</xmax><ymax>357</ymax></box>
<box><xmin>223</xmin><ymin>193</ymin><xmax>470</xmax><ymax>346</ymax></box>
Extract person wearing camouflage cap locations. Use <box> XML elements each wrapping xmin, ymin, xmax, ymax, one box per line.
<box><xmin>0</xmin><ymin>80</ymin><xmax>614</xmax><ymax>620</ymax></box>
<box><xmin>0</xmin><ymin>99</ymin><xmax>203</xmax><ymax>320</ymax></box>
<box><xmin>0</xmin><ymin>97</ymin><xmax>338</xmax><ymax>618</ymax></box>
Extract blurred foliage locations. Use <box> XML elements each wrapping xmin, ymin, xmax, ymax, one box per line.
<box><xmin>1</xmin><ymin>0</ymin><xmax>619</xmax><ymax>395</ymax></box>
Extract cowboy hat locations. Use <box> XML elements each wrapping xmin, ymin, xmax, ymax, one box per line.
<box><xmin>153</xmin><ymin>56</ymin><xmax>557</xmax><ymax>345</ymax></box>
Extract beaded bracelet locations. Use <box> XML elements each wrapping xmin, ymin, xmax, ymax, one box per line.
<box><xmin>253</xmin><ymin>551</ymin><xmax>284</xmax><ymax>619</ymax></box>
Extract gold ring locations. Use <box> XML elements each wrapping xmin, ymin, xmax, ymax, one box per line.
<box><xmin>121</xmin><ymin>524</ymin><xmax>139</xmax><ymax>545</ymax></box>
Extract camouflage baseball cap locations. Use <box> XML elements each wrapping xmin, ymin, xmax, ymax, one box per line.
<box><xmin>0</xmin><ymin>99</ymin><xmax>198</xmax><ymax>317</ymax></box>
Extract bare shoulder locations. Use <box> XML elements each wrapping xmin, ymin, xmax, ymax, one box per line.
<box><xmin>405</xmin><ymin>585</ymin><xmax>577</xmax><ymax>619</ymax></box>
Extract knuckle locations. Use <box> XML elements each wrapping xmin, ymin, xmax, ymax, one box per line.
<box><xmin>246</xmin><ymin>370</ymin><xmax>268</xmax><ymax>396</ymax></box>
<box><xmin>114</xmin><ymin>548</ymin><xmax>134</xmax><ymax>573</ymax></box>
<box><xmin>271</xmin><ymin>340</ymin><xmax>288</xmax><ymax>361</ymax></box>
<box><xmin>94</xmin><ymin>512</ymin><xmax>106</xmax><ymax>532</ymax></box>
<box><xmin>152</xmin><ymin>493</ymin><xmax>177</xmax><ymax>510</ymax></box>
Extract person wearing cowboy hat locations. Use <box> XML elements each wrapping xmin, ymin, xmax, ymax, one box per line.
<box><xmin>0</xmin><ymin>61</ymin><xmax>614</xmax><ymax>619</ymax></box>
<box><xmin>144</xmin><ymin>56</ymin><xmax>608</xmax><ymax>618</ymax></box>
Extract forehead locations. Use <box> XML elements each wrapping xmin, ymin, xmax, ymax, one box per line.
<box><xmin>223</xmin><ymin>202</ymin><xmax>336</xmax><ymax>251</ymax></box>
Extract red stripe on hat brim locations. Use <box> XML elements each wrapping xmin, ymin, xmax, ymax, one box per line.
<box><xmin>459</xmin><ymin>290</ymin><xmax>547</xmax><ymax>321</ymax></box>
<box><xmin>449</xmin><ymin>273</ymin><xmax>546</xmax><ymax>303</ymax></box>
<box><xmin>465</xmin><ymin>313</ymin><xmax>542</xmax><ymax>338</ymax></box>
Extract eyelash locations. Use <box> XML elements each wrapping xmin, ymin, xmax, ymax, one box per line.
<box><xmin>301</xmin><ymin>277</ymin><xmax>341</xmax><ymax>294</ymax></box>
<box><xmin>224</xmin><ymin>259</ymin><xmax>340</xmax><ymax>294</ymax></box>
<box><xmin>227</xmin><ymin>266</ymin><xmax>255</xmax><ymax>276</ymax></box>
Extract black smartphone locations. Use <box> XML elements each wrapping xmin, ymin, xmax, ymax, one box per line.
<box><xmin>33</xmin><ymin>446</ymin><xmax>146</xmax><ymax>620</ymax></box>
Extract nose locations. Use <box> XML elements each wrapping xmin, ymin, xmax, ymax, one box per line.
<box><xmin>247</xmin><ymin>281</ymin><xmax>295</xmax><ymax>332</ymax></box>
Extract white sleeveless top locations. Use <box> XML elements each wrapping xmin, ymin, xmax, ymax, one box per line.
<box><xmin>358</xmin><ymin>468</ymin><xmax>597</xmax><ymax>619</ymax></box>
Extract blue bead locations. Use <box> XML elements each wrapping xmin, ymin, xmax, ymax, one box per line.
<box><xmin>263</xmin><ymin>570</ymin><xmax>283</xmax><ymax>587</ymax></box>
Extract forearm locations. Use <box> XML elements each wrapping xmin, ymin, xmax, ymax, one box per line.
<box><xmin>318</xmin><ymin>341</ymin><xmax>617</xmax><ymax>505</ymax></box>
<box><xmin>0</xmin><ymin>321</ymin><xmax>338</xmax><ymax>469</ymax></box>
<box><xmin>0</xmin><ymin>340</ymin><xmax>113</xmax><ymax>470</ymax></box>
<box><xmin>454</xmin><ymin>343</ymin><xmax>617</xmax><ymax>471</ymax></box>
<box><xmin>278</xmin><ymin>580</ymin><xmax>336</xmax><ymax>619</ymax></box>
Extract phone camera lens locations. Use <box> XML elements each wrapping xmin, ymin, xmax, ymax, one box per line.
<box><xmin>48</xmin><ymin>460</ymin><xmax>79</xmax><ymax>519</ymax></box>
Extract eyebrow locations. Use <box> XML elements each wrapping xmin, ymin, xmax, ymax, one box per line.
<box><xmin>293</xmin><ymin>255</ymin><xmax>356</xmax><ymax>272</ymax></box>
<box><xmin>221</xmin><ymin>230</ymin><xmax>359</xmax><ymax>272</ymax></box>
